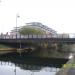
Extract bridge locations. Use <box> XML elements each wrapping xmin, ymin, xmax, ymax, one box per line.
<box><xmin>0</xmin><ymin>34</ymin><xmax>75</xmax><ymax>44</ymax></box>
<box><xmin>0</xmin><ymin>34</ymin><xmax>75</xmax><ymax>56</ymax></box>
<box><xmin>1</xmin><ymin>34</ymin><xmax>75</xmax><ymax>75</ymax></box>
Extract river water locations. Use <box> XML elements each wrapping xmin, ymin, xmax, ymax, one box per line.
<box><xmin>0</xmin><ymin>61</ymin><xmax>60</xmax><ymax>75</ymax></box>
<box><xmin>0</xmin><ymin>52</ymin><xmax>68</xmax><ymax>75</ymax></box>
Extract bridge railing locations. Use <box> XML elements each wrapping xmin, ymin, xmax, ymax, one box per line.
<box><xmin>0</xmin><ymin>33</ymin><xmax>75</xmax><ymax>39</ymax></box>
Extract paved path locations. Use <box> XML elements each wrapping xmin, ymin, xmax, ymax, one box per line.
<box><xmin>56</xmin><ymin>54</ymin><xmax>75</xmax><ymax>75</ymax></box>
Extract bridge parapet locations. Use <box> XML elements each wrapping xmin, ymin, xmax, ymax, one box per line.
<box><xmin>0</xmin><ymin>34</ymin><xmax>71</xmax><ymax>39</ymax></box>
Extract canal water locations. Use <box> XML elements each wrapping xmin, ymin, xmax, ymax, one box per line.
<box><xmin>0</xmin><ymin>52</ymin><xmax>68</xmax><ymax>75</ymax></box>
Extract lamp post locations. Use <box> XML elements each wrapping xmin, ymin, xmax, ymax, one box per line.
<box><xmin>16</xmin><ymin>14</ymin><xmax>22</xmax><ymax>56</ymax></box>
<box><xmin>16</xmin><ymin>14</ymin><xmax>20</xmax><ymax>39</ymax></box>
<box><xmin>14</xmin><ymin>63</ymin><xmax>16</xmax><ymax>75</ymax></box>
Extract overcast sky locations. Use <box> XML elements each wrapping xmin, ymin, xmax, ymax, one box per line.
<box><xmin>0</xmin><ymin>0</ymin><xmax>75</xmax><ymax>34</ymax></box>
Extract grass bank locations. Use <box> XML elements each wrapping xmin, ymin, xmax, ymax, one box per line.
<box><xmin>0</xmin><ymin>44</ymin><xmax>14</xmax><ymax>51</ymax></box>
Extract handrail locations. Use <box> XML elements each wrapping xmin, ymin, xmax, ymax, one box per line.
<box><xmin>0</xmin><ymin>34</ymin><xmax>72</xmax><ymax>39</ymax></box>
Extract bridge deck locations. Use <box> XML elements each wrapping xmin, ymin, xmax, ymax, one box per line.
<box><xmin>0</xmin><ymin>38</ymin><xmax>75</xmax><ymax>43</ymax></box>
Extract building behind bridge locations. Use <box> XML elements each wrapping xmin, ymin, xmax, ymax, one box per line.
<box><xmin>0</xmin><ymin>22</ymin><xmax>70</xmax><ymax>38</ymax></box>
<box><xmin>26</xmin><ymin>22</ymin><xmax>57</xmax><ymax>35</ymax></box>
<box><xmin>10</xmin><ymin>22</ymin><xmax>57</xmax><ymax>36</ymax></box>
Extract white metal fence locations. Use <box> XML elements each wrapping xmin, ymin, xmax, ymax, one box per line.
<box><xmin>0</xmin><ymin>33</ymin><xmax>74</xmax><ymax>39</ymax></box>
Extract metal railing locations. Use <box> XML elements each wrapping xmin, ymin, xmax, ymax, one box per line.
<box><xmin>0</xmin><ymin>34</ymin><xmax>71</xmax><ymax>39</ymax></box>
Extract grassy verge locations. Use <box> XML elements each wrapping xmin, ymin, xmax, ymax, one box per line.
<box><xmin>0</xmin><ymin>44</ymin><xmax>11</xmax><ymax>48</ymax></box>
<box><xmin>0</xmin><ymin>44</ymin><xmax>14</xmax><ymax>51</ymax></box>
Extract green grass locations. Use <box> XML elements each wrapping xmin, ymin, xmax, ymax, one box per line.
<box><xmin>0</xmin><ymin>44</ymin><xmax>11</xmax><ymax>48</ymax></box>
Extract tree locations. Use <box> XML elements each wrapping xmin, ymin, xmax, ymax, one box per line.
<box><xmin>19</xmin><ymin>27</ymin><xmax>46</xmax><ymax>35</ymax></box>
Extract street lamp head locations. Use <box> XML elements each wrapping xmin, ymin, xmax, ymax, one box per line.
<box><xmin>17</xmin><ymin>14</ymin><xmax>20</xmax><ymax>18</ymax></box>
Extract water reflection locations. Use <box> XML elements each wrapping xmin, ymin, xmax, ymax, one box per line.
<box><xmin>0</xmin><ymin>61</ymin><xmax>60</xmax><ymax>75</ymax></box>
<box><xmin>0</xmin><ymin>53</ymin><xmax>67</xmax><ymax>75</ymax></box>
